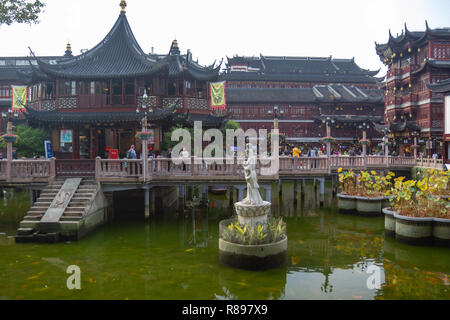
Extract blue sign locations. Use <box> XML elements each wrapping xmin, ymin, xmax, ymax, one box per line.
<box><xmin>44</xmin><ymin>140</ymin><xmax>53</xmax><ymax>160</ymax></box>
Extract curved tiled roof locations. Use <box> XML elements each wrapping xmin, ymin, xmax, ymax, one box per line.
<box><xmin>31</xmin><ymin>12</ymin><xmax>220</xmax><ymax>81</ymax></box>
<box><xmin>427</xmin><ymin>78</ymin><xmax>450</xmax><ymax>93</ymax></box>
<box><xmin>24</xmin><ymin>104</ymin><xmax>178</xmax><ymax>123</ymax></box>
<box><xmin>34</xmin><ymin>12</ymin><xmax>159</xmax><ymax>79</ymax></box>
<box><xmin>222</xmin><ymin>55</ymin><xmax>381</xmax><ymax>84</ymax></box>
<box><xmin>374</xmin><ymin>121</ymin><xmax>421</xmax><ymax>134</ymax></box>
<box><xmin>226</xmin><ymin>84</ymin><xmax>384</xmax><ymax>104</ymax></box>
<box><xmin>314</xmin><ymin>115</ymin><xmax>383</xmax><ymax>124</ymax></box>
<box><xmin>375</xmin><ymin>22</ymin><xmax>450</xmax><ymax>63</ymax></box>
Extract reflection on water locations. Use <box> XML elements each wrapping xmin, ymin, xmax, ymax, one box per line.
<box><xmin>0</xmin><ymin>182</ymin><xmax>449</xmax><ymax>300</ymax></box>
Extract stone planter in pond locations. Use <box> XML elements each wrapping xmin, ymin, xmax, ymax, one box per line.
<box><xmin>219</xmin><ymin>237</ymin><xmax>288</xmax><ymax>270</ymax></box>
<box><xmin>395</xmin><ymin>213</ymin><xmax>434</xmax><ymax>245</ymax></box>
<box><xmin>337</xmin><ymin>194</ymin><xmax>356</xmax><ymax>213</ymax></box>
<box><xmin>356</xmin><ymin>196</ymin><xmax>385</xmax><ymax>216</ymax></box>
<box><xmin>382</xmin><ymin>198</ymin><xmax>391</xmax><ymax>209</ymax></box>
<box><xmin>433</xmin><ymin>217</ymin><xmax>450</xmax><ymax>247</ymax></box>
<box><xmin>383</xmin><ymin>207</ymin><xmax>396</xmax><ymax>237</ymax></box>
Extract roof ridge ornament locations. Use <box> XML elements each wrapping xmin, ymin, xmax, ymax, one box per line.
<box><xmin>120</xmin><ymin>0</ymin><xmax>127</xmax><ymax>13</ymax></box>
<box><xmin>65</xmin><ymin>41</ymin><xmax>73</xmax><ymax>57</ymax></box>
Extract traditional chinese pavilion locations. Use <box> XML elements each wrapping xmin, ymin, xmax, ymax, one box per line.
<box><xmin>375</xmin><ymin>22</ymin><xmax>450</xmax><ymax>157</ymax></box>
<box><xmin>2</xmin><ymin>1</ymin><xmax>223</xmax><ymax>159</ymax></box>
<box><xmin>220</xmin><ymin>55</ymin><xmax>385</xmax><ymax>150</ymax></box>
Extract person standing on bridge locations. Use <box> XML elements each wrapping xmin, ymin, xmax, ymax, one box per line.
<box><xmin>127</xmin><ymin>145</ymin><xmax>137</xmax><ymax>159</ymax></box>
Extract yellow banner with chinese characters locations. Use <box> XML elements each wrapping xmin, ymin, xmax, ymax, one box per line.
<box><xmin>210</xmin><ymin>81</ymin><xmax>226</xmax><ymax>110</ymax></box>
<box><xmin>11</xmin><ymin>86</ymin><xmax>27</xmax><ymax>112</ymax></box>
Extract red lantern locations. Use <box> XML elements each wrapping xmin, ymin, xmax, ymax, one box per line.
<box><xmin>105</xmin><ymin>147</ymin><xmax>110</xmax><ymax>152</ymax></box>
<box><xmin>149</xmin><ymin>146</ymin><xmax>153</xmax><ymax>151</ymax></box>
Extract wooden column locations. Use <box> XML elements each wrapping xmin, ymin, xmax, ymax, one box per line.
<box><xmin>112</xmin><ymin>128</ymin><xmax>118</xmax><ymax>150</ymax></box>
<box><xmin>90</xmin><ymin>127</ymin><xmax>95</xmax><ymax>160</ymax></box>
<box><xmin>154</xmin><ymin>78</ymin><xmax>159</xmax><ymax>96</ymax></box>
<box><xmin>134</xmin><ymin>79</ymin><xmax>137</xmax><ymax>105</ymax></box>
<box><xmin>73</xmin><ymin>126</ymin><xmax>80</xmax><ymax>160</ymax></box>
<box><xmin>109</xmin><ymin>80</ymin><xmax>113</xmax><ymax>105</ymax></box>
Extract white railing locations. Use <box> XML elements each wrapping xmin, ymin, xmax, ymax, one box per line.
<box><xmin>95</xmin><ymin>159</ymin><xmax>142</xmax><ymax>180</ymax></box>
<box><xmin>1</xmin><ymin>156</ymin><xmax>446</xmax><ymax>183</ymax></box>
<box><xmin>10</xmin><ymin>160</ymin><xmax>52</xmax><ymax>179</ymax></box>
<box><xmin>416</xmin><ymin>157</ymin><xmax>443</xmax><ymax>169</ymax></box>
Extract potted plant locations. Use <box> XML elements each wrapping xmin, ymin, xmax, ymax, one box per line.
<box><xmin>338</xmin><ymin>169</ymin><xmax>393</xmax><ymax>216</ymax></box>
<box><xmin>337</xmin><ymin>168</ymin><xmax>357</xmax><ymax>213</ymax></box>
<box><xmin>355</xmin><ymin>170</ymin><xmax>393</xmax><ymax>216</ymax></box>
<box><xmin>219</xmin><ymin>216</ymin><xmax>287</xmax><ymax>270</ymax></box>
<box><xmin>385</xmin><ymin>175</ymin><xmax>450</xmax><ymax>246</ymax></box>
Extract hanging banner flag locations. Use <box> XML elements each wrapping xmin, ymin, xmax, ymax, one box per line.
<box><xmin>210</xmin><ymin>81</ymin><xmax>226</xmax><ymax>110</ymax></box>
<box><xmin>11</xmin><ymin>85</ymin><xmax>27</xmax><ymax>113</ymax></box>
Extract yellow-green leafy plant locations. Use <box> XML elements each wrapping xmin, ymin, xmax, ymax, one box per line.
<box><xmin>387</xmin><ymin>175</ymin><xmax>450</xmax><ymax>218</ymax></box>
<box><xmin>338</xmin><ymin>168</ymin><xmax>357</xmax><ymax>195</ymax></box>
<box><xmin>222</xmin><ymin>217</ymin><xmax>286</xmax><ymax>245</ymax></box>
<box><xmin>339</xmin><ymin>169</ymin><xmax>394</xmax><ymax>197</ymax></box>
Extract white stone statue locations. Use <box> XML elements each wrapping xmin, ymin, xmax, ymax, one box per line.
<box><xmin>241</xmin><ymin>143</ymin><xmax>264</xmax><ymax>206</ymax></box>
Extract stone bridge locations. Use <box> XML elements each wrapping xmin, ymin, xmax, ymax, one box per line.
<box><xmin>0</xmin><ymin>156</ymin><xmax>442</xmax><ymax>186</ymax></box>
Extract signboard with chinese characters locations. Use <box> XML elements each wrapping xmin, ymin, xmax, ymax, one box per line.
<box><xmin>60</xmin><ymin>130</ymin><xmax>73</xmax><ymax>144</ymax></box>
<box><xmin>44</xmin><ymin>140</ymin><xmax>53</xmax><ymax>160</ymax></box>
<box><xmin>147</xmin><ymin>129</ymin><xmax>155</xmax><ymax>144</ymax></box>
<box><xmin>110</xmin><ymin>149</ymin><xmax>119</xmax><ymax>159</ymax></box>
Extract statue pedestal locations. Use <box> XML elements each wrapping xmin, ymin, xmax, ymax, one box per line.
<box><xmin>234</xmin><ymin>201</ymin><xmax>271</xmax><ymax>227</ymax></box>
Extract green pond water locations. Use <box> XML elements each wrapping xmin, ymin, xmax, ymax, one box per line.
<box><xmin>0</xmin><ymin>182</ymin><xmax>449</xmax><ymax>300</ymax></box>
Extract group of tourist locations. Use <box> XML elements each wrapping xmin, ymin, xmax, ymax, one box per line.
<box><xmin>123</xmin><ymin>144</ymin><xmax>444</xmax><ymax>161</ymax></box>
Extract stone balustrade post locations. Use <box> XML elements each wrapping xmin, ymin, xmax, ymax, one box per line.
<box><xmin>362</xmin><ymin>130</ymin><xmax>367</xmax><ymax>169</ymax></box>
<box><xmin>142</xmin><ymin>139</ymin><xmax>148</xmax><ymax>183</ymax></box>
<box><xmin>50</xmin><ymin>157</ymin><xmax>56</xmax><ymax>181</ymax></box>
<box><xmin>95</xmin><ymin>157</ymin><xmax>101</xmax><ymax>181</ymax></box>
<box><xmin>147</xmin><ymin>158</ymin><xmax>152</xmax><ymax>181</ymax></box>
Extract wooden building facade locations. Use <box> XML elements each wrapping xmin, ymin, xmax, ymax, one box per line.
<box><xmin>220</xmin><ymin>56</ymin><xmax>385</xmax><ymax>151</ymax></box>
<box><xmin>375</xmin><ymin>22</ymin><xmax>450</xmax><ymax>157</ymax></box>
<box><xmin>0</xmin><ymin>2</ymin><xmax>223</xmax><ymax>160</ymax></box>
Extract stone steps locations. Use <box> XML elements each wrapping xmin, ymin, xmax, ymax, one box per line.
<box><xmin>21</xmin><ymin>179</ymin><xmax>98</xmax><ymax>231</ymax></box>
<box><xmin>61</xmin><ymin>181</ymin><xmax>97</xmax><ymax>218</ymax></box>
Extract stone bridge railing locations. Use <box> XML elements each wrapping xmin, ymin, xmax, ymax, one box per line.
<box><xmin>0</xmin><ymin>156</ymin><xmax>444</xmax><ymax>184</ymax></box>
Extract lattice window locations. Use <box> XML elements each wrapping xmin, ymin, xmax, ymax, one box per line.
<box><xmin>432</xmin><ymin>120</ymin><xmax>443</xmax><ymax>128</ymax></box>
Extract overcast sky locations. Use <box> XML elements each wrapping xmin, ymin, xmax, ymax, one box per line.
<box><xmin>1</xmin><ymin>0</ymin><xmax>449</xmax><ymax>77</ymax></box>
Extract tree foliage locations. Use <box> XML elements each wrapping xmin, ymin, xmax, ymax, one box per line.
<box><xmin>222</xmin><ymin>120</ymin><xmax>241</xmax><ymax>135</ymax></box>
<box><xmin>0</xmin><ymin>0</ymin><xmax>45</xmax><ymax>26</ymax></box>
<box><xmin>162</xmin><ymin>125</ymin><xmax>196</xmax><ymax>151</ymax></box>
<box><xmin>1</xmin><ymin>125</ymin><xmax>50</xmax><ymax>158</ymax></box>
